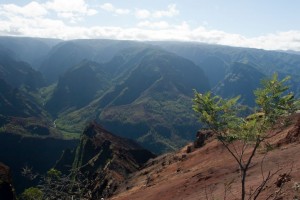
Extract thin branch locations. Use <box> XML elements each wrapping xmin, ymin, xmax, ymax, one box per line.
<box><xmin>244</xmin><ymin>138</ymin><xmax>261</xmax><ymax>171</ymax></box>
<box><xmin>265</xmin><ymin>164</ymin><xmax>294</xmax><ymax>200</ymax></box>
<box><xmin>240</xmin><ymin>140</ymin><xmax>248</xmax><ymax>167</ymax></box>
<box><xmin>220</xmin><ymin>139</ymin><xmax>243</xmax><ymax>169</ymax></box>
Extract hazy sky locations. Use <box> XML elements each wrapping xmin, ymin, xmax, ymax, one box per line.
<box><xmin>1</xmin><ymin>0</ymin><xmax>300</xmax><ymax>50</ymax></box>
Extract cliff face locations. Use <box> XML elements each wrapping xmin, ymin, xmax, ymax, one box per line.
<box><xmin>56</xmin><ymin>122</ymin><xmax>155</xmax><ymax>198</ymax></box>
<box><xmin>0</xmin><ymin>163</ymin><xmax>16</xmax><ymax>200</ymax></box>
<box><xmin>0</xmin><ymin>133</ymin><xmax>78</xmax><ymax>193</ymax></box>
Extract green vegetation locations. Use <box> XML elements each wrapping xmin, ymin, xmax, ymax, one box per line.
<box><xmin>193</xmin><ymin>73</ymin><xmax>300</xmax><ymax>200</ymax></box>
<box><xmin>47</xmin><ymin>48</ymin><xmax>209</xmax><ymax>153</ymax></box>
<box><xmin>38</xmin><ymin>83</ymin><xmax>57</xmax><ymax>104</ymax></box>
<box><xmin>2</xmin><ymin>37</ymin><xmax>300</xmax><ymax>155</ymax></box>
<box><xmin>0</xmin><ymin>116</ymin><xmax>63</xmax><ymax>138</ymax></box>
<box><xmin>20</xmin><ymin>187</ymin><xmax>43</xmax><ymax>200</ymax></box>
<box><xmin>46</xmin><ymin>168</ymin><xmax>62</xmax><ymax>179</ymax></box>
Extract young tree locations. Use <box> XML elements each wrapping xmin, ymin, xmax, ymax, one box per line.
<box><xmin>193</xmin><ymin>73</ymin><xmax>299</xmax><ymax>200</ymax></box>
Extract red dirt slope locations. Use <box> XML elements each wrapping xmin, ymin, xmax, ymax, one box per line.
<box><xmin>111</xmin><ymin>113</ymin><xmax>300</xmax><ymax>200</ymax></box>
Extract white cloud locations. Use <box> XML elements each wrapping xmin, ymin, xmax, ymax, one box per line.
<box><xmin>243</xmin><ymin>31</ymin><xmax>300</xmax><ymax>50</ymax></box>
<box><xmin>45</xmin><ymin>0</ymin><xmax>97</xmax><ymax>15</ymax></box>
<box><xmin>44</xmin><ymin>0</ymin><xmax>97</xmax><ymax>22</ymax></box>
<box><xmin>100</xmin><ymin>3</ymin><xmax>114</xmax><ymax>12</ymax></box>
<box><xmin>153</xmin><ymin>4</ymin><xmax>179</xmax><ymax>18</ymax></box>
<box><xmin>0</xmin><ymin>2</ymin><xmax>48</xmax><ymax>18</ymax></box>
<box><xmin>0</xmin><ymin>2</ymin><xmax>300</xmax><ymax>51</ymax></box>
<box><xmin>135</xmin><ymin>4</ymin><xmax>179</xmax><ymax>20</ymax></box>
<box><xmin>100</xmin><ymin>3</ymin><xmax>130</xmax><ymax>15</ymax></box>
<box><xmin>135</xmin><ymin>9</ymin><xmax>151</xmax><ymax>19</ymax></box>
<box><xmin>115</xmin><ymin>8</ymin><xmax>130</xmax><ymax>15</ymax></box>
<box><xmin>0</xmin><ymin>0</ymin><xmax>97</xmax><ymax>23</ymax></box>
<box><xmin>137</xmin><ymin>21</ymin><xmax>170</xmax><ymax>29</ymax></box>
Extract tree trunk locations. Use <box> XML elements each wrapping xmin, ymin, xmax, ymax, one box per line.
<box><xmin>241</xmin><ymin>168</ymin><xmax>246</xmax><ymax>200</ymax></box>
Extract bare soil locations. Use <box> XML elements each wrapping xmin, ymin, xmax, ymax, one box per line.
<box><xmin>111</xmin><ymin>114</ymin><xmax>300</xmax><ymax>200</ymax></box>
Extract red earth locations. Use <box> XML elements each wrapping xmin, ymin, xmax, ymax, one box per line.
<box><xmin>111</xmin><ymin>113</ymin><xmax>300</xmax><ymax>200</ymax></box>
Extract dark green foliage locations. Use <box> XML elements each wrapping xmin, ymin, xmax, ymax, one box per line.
<box><xmin>20</xmin><ymin>187</ymin><xmax>43</xmax><ymax>200</ymax></box>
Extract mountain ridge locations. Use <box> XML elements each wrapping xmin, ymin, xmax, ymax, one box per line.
<box><xmin>50</xmin><ymin>47</ymin><xmax>210</xmax><ymax>153</ymax></box>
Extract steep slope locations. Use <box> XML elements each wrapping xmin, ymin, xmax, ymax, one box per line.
<box><xmin>99</xmin><ymin>48</ymin><xmax>209</xmax><ymax>107</ymax></box>
<box><xmin>213</xmin><ymin>62</ymin><xmax>266</xmax><ymax>106</ymax></box>
<box><xmin>0</xmin><ymin>48</ymin><xmax>45</xmax><ymax>90</ymax></box>
<box><xmin>0</xmin><ymin>75</ymin><xmax>56</xmax><ymax>142</ymax></box>
<box><xmin>111</xmin><ymin>113</ymin><xmax>300</xmax><ymax>200</ymax></box>
<box><xmin>56</xmin><ymin>48</ymin><xmax>210</xmax><ymax>153</ymax></box>
<box><xmin>40</xmin><ymin>41</ymin><xmax>95</xmax><ymax>83</ymax></box>
<box><xmin>0</xmin><ymin>36</ymin><xmax>60</xmax><ymax>69</ymax></box>
<box><xmin>0</xmin><ymin>79</ymin><xmax>45</xmax><ymax>118</ymax></box>
<box><xmin>45</xmin><ymin>60</ymin><xmax>110</xmax><ymax>115</ymax></box>
<box><xmin>0</xmin><ymin>132</ymin><xmax>78</xmax><ymax>193</ymax></box>
<box><xmin>198</xmin><ymin>56</ymin><xmax>228</xmax><ymax>87</ymax></box>
<box><xmin>98</xmin><ymin>48</ymin><xmax>210</xmax><ymax>152</ymax></box>
<box><xmin>55</xmin><ymin>122</ymin><xmax>155</xmax><ymax>199</ymax></box>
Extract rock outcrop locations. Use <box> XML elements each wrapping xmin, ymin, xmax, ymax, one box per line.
<box><xmin>194</xmin><ymin>130</ymin><xmax>213</xmax><ymax>148</ymax></box>
<box><xmin>56</xmin><ymin>122</ymin><xmax>155</xmax><ymax>199</ymax></box>
<box><xmin>0</xmin><ymin>163</ymin><xmax>16</xmax><ymax>200</ymax></box>
<box><xmin>187</xmin><ymin>129</ymin><xmax>213</xmax><ymax>153</ymax></box>
<box><xmin>277</xmin><ymin>113</ymin><xmax>300</xmax><ymax>146</ymax></box>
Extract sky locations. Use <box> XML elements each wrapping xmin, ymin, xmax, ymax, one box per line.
<box><xmin>0</xmin><ymin>0</ymin><xmax>300</xmax><ymax>50</ymax></box>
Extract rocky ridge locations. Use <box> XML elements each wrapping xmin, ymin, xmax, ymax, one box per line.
<box><xmin>55</xmin><ymin>122</ymin><xmax>155</xmax><ymax>199</ymax></box>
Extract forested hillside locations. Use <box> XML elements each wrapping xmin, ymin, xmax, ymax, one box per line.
<box><xmin>1</xmin><ymin>37</ymin><xmax>300</xmax><ymax>154</ymax></box>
